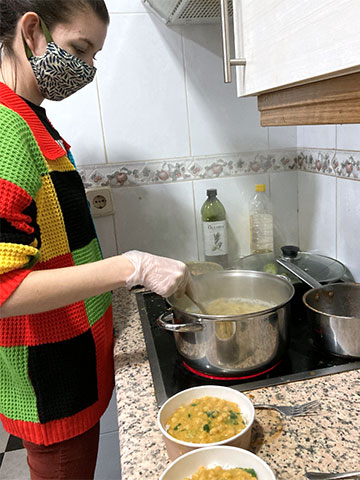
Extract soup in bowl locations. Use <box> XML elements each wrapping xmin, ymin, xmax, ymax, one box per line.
<box><xmin>158</xmin><ymin>386</ymin><xmax>255</xmax><ymax>461</ymax></box>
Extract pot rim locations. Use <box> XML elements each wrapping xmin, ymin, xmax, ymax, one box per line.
<box><xmin>167</xmin><ymin>269</ymin><xmax>295</xmax><ymax>320</ymax></box>
<box><xmin>302</xmin><ymin>282</ymin><xmax>360</xmax><ymax>320</ymax></box>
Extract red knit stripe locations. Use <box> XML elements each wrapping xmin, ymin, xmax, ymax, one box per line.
<box><xmin>0</xmin><ymin>82</ymin><xmax>70</xmax><ymax>159</ymax></box>
<box><xmin>0</xmin><ymin>178</ymin><xmax>34</xmax><ymax>234</ymax></box>
<box><xmin>33</xmin><ymin>252</ymin><xmax>75</xmax><ymax>271</ymax></box>
<box><xmin>0</xmin><ymin>307</ymin><xmax>114</xmax><ymax>445</ymax></box>
<box><xmin>0</xmin><ymin>269</ymin><xmax>32</xmax><ymax>306</ymax></box>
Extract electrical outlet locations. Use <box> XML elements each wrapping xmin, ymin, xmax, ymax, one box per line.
<box><xmin>86</xmin><ymin>186</ymin><xmax>114</xmax><ymax>217</ymax></box>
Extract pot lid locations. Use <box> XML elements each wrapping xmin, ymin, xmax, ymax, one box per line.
<box><xmin>234</xmin><ymin>245</ymin><xmax>347</xmax><ymax>283</ymax></box>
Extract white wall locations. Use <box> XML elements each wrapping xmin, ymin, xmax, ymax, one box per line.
<box><xmin>297</xmin><ymin>125</ymin><xmax>360</xmax><ymax>280</ymax></box>
<box><xmin>44</xmin><ymin>0</ymin><xmax>299</xmax><ymax>263</ymax></box>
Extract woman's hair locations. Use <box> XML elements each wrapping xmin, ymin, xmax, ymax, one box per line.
<box><xmin>0</xmin><ymin>0</ymin><xmax>110</xmax><ymax>60</ymax></box>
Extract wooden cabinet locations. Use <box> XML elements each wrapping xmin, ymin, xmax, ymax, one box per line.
<box><xmin>231</xmin><ymin>0</ymin><xmax>360</xmax><ymax>125</ymax></box>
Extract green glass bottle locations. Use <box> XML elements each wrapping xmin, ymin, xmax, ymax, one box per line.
<box><xmin>201</xmin><ymin>189</ymin><xmax>228</xmax><ymax>268</ymax></box>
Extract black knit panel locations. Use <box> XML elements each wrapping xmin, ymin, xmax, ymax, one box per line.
<box><xmin>49</xmin><ymin>170</ymin><xmax>96</xmax><ymax>251</ymax></box>
<box><xmin>0</xmin><ymin>200</ymin><xmax>41</xmax><ymax>248</ymax></box>
<box><xmin>28</xmin><ymin>330</ymin><xmax>98</xmax><ymax>423</ymax></box>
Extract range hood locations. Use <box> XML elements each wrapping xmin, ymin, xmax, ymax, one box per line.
<box><xmin>143</xmin><ymin>0</ymin><xmax>233</xmax><ymax>24</ymax></box>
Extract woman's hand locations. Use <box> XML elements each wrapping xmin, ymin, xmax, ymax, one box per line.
<box><xmin>122</xmin><ymin>250</ymin><xmax>189</xmax><ymax>298</ymax></box>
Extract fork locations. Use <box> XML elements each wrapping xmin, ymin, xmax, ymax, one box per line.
<box><xmin>305</xmin><ymin>471</ymin><xmax>360</xmax><ymax>479</ymax></box>
<box><xmin>254</xmin><ymin>399</ymin><xmax>319</xmax><ymax>417</ymax></box>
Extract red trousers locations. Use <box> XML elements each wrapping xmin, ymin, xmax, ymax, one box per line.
<box><xmin>22</xmin><ymin>422</ymin><xmax>100</xmax><ymax>480</ymax></box>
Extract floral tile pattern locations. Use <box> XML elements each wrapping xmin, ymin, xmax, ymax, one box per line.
<box><xmin>297</xmin><ymin>149</ymin><xmax>360</xmax><ymax>180</ymax></box>
<box><xmin>80</xmin><ymin>149</ymin><xmax>298</xmax><ymax>188</ymax></box>
<box><xmin>79</xmin><ymin>148</ymin><xmax>360</xmax><ymax>189</ymax></box>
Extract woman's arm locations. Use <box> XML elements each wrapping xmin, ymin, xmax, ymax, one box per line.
<box><xmin>0</xmin><ymin>254</ymin><xmax>134</xmax><ymax>318</ymax></box>
<box><xmin>0</xmin><ymin>251</ymin><xmax>189</xmax><ymax>318</ymax></box>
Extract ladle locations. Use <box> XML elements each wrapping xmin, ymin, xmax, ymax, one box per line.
<box><xmin>185</xmin><ymin>275</ymin><xmax>209</xmax><ymax>314</ymax></box>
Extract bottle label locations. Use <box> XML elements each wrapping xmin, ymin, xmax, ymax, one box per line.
<box><xmin>202</xmin><ymin>220</ymin><xmax>228</xmax><ymax>256</ymax></box>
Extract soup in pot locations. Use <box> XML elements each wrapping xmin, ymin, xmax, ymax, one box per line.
<box><xmin>205</xmin><ymin>298</ymin><xmax>275</xmax><ymax>315</ymax></box>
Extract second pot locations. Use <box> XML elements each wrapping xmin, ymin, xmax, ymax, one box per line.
<box><xmin>157</xmin><ymin>270</ymin><xmax>294</xmax><ymax>377</ymax></box>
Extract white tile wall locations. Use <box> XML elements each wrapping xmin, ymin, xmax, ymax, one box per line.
<box><xmin>182</xmin><ymin>24</ymin><xmax>268</xmax><ymax>156</ymax></box>
<box><xmin>297</xmin><ymin>121</ymin><xmax>360</xmax><ymax>278</ymax></box>
<box><xmin>270</xmin><ymin>171</ymin><xmax>298</xmax><ymax>253</ymax></box>
<box><xmin>268</xmin><ymin>126</ymin><xmax>297</xmax><ymax>149</ymax></box>
<box><xmin>298</xmin><ymin>172</ymin><xmax>337</xmax><ymax>258</ymax></box>
<box><xmin>112</xmin><ymin>182</ymin><xmax>198</xmax><ymax>261</ymax></box>
<box><xmin>337</xmin><ymin>178</ymin><xmax>360</xmax><ymax>281</ymax></box>
<box><xmin>297</xmin><ymin>125</ymin><xmax>336</xmax><ymax>149</ymax></box>
<box><xmin>96</xmin><ymin>13</ymin><xmax>190</xmax><ymax>162</ymax></box>
<box><xmin>105</xmin><ymin>0</ymin><xmax>147</xmax><ymax>13</ymax></box>
<box><xmin>93</xmin><ymin>215</ymin><xmax>118</xmax><ymax>258</ymax></box>
<box><xmin>337</xmin><ymin>124</ymin><xmax>360</xmax><ymax>151</ymax></box>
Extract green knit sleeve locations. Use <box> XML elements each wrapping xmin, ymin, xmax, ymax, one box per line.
<box><xmin>0</xmin><ymin>105</ymin><xmax>47</xmax><ymax>198</ymax></box>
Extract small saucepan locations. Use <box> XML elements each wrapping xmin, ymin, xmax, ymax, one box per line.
<box><xmin>277</xmin><ymin>257</ymin><xmax>360</xmax><ymax>358</ymax></box>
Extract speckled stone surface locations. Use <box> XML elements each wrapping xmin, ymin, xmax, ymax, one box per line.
<box><xmin>112</xmin><ymin>288</ymin><xmax>360</xmax><ymax>480</ymax></box>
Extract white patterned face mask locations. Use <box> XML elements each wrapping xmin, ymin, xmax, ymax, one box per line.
<box><xmin>23</xmin><ymin>18</ymin><xmax>97</xmax><ymax>101</ymax></box>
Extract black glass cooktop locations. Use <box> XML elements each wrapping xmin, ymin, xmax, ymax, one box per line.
<box><xmin>136</xmin><ymin>292</ymin><xmax>360</xmax><ymax>407</ymax></box>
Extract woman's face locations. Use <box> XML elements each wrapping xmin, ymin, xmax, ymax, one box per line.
<box><xmin>50</xmin><ymin>9</ymin><xmax>108</xmax><ymax>66</ymax></box>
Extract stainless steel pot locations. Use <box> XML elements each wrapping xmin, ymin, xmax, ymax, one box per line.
<box><xmin>157</xmin><ymin>270</ymin><xmax>295</xmax><ymax>376</ymax></box>
<box><xmin>277</xmin><ymin>258</ymin><xmax>360</xmax><ymax>358</ymax></box>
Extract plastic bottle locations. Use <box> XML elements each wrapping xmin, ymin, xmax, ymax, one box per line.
<box><xmin>249</xmin><ymin>184</ymin><xmax>274</xmax><ymax>254</ymax></box>
<box><xmin>201</xmin><ymin>189</ymin><xmax>228</xmax><ymax>268</ymax></box>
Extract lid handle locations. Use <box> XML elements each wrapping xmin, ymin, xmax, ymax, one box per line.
<box><xmin>281</xmin><ymin>245</ymin><xmax>300</xmax><ymax>258</ymax></box>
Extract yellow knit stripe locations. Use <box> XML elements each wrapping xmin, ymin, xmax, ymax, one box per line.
<box><xmin>46</xmin><ymin>155</ymin><xmax>76</xmax><ymax>173</ymax></box>
<box><xmin>36</xmin><ymin>175</ymin><xmax>71</xmax><ymax>262</ymax></box>
<box><xmin>0</xmin><ymin>243</ymin><xmax>38</xmax><ymax>274</ymax></box>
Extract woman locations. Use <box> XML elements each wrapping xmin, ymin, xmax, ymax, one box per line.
<box><xmin>0</xmin><ymin>1</ymin><xmax>189</xmax><ymax>478</ymax></box>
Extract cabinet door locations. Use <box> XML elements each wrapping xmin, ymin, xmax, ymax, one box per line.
<box><xmin>233</xmin><ymin>0</ymin><xmax>360</xmax><ymax>97</ymax></box>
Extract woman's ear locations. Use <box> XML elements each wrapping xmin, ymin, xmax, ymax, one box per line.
<box><xmin>20</xmin><ymin>12</ymin><xmax>48</xmax><ymax>57</ymax></box>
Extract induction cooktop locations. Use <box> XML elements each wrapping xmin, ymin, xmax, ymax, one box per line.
<box><xmin>136</xmin><ymin>292</ymin><xmax>360</xmax><ymax>407</ymax></box>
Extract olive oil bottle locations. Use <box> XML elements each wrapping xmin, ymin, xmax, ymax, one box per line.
<box><xmin>201</xmin><ymin>189</ymin><xmax>228</xmax><ymax>268</ymax></box>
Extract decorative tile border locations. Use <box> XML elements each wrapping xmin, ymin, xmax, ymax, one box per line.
<box><xmin>79</xmin><ymin>148</ymin><xmax>360</xmax><ymax>189</ymax></box>
<box><xmin>296</xmin><ymin>149</ymin><xmax>360</xmax><ymax>180</ymax></box>
<box><xmin>79</xmin><ymin>149</ymin><xmax>298</xmax><ymax>188</ymax></box>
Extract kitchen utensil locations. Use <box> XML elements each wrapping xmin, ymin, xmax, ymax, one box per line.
<box><xmin>185</xmin><ymin>274</ymin><xmax>209</xmax><ymax>315</ymax></box>
<box><xmin>276</xmin><ymin>258</ymin><xmax>360</xmax><ymax>358</ymax></box>
<box><xmin>157</xmin><ymin>385</ymin><xmax>254</xmax><ymax>461</ymax></box>
<box><xmin>234</xmin><ymin>246</ymin><xmax>355</xmax><ymax>323</ymax></box>
<box><xmin>305</xmin><ymin>471</ymin><xmax>360</xmax><ymax>480</ymax></box>
<box><xmin>158</xmin><ymin>270</ymin><xmax>294</xmax><ymax>376</ymax></box>
<box><xmin>234</xmin><ymin>246</ymin><xmax>352</xmax><ymax>285</ymax></box>
<box><xmin>254</xmin><ymin>399</ymin><xmax>319</xmax><ymax>417</ymax></box>
<box><xmin>185</xmin><ymin>261</ymin><xmax>223</xmax><ymax>276</ymax></box>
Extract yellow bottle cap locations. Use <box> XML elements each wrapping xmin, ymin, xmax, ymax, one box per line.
<box><xmin>255</xmin><ymin>184</ymin><xmax>266</xmax><ymax>192</ymax></box>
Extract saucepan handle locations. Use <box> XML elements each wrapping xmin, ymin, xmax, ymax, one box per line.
<box><xmin>157</xmin><ymin>313</ymin><xmax>204</xmax><ymax>333</ymax></box>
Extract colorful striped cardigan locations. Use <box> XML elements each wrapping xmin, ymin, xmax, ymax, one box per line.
<box><xmin>0</xmin><ymin>82</ymin><xmax>114</xmax><ymax>445</ymax></box>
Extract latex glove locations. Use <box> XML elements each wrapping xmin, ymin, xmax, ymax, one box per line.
<box><xmin>123</xmin><ymin>250</ymin><xmax>189</xmax><ymax>298</ymax></box>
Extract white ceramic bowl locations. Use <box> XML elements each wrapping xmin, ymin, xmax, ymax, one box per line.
<box><xmin>158</xmin><ymin>385</ymin><xmax>255</xmax><ymax>461</ymax></box>
<box><xmin>159</xmin><ymin>446</ymin><xmax>277</xmax><ymax>480</ymax></box>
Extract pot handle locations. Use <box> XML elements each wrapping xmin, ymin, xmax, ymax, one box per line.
<box><xmin>157</xmin><ymin>313</ymin><xmax>204</xmax><ymax>333</ymax></box>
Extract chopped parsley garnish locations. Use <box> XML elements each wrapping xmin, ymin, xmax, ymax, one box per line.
<box><xmin>191</xmin><ymin>403</ymin><xmax>197</xmax><ymax>407</ymax></box>
<box><xmin>241</xmin><ymin>468</ymin><xmax>257</xmax><ymax>477</ymax></box>
<box><xmin>204</xmin><ymin>410</ymin><xmax>217</xmax><ymax>418</ymax></box>
<box><xmin>187</xmin><ymin>413</ymin><xmax>191</xmax><ymax>418</ymax></box>
<box><xmin>225</xmin><ymin>410</ymin><xmax>240</xmax><ymax>425</ymax></box>
<box><xmin>173</xmin><ymin>423</ymin><xmax>181</xmax><ymax>431</ymax></box>
<box><xmin>203</xmin><ymin>424</ymin><xmax>210</xmax><ymax>433</ymax></box>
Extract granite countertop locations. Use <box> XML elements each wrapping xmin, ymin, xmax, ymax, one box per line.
<box><xmin>112</xmin><ymin>288</ymin><xmax>360</xmax><ymax>480</ymax></box>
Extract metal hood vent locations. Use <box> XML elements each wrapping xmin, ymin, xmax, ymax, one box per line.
<box><xmin>143</xmin><ymin>0</ymin><xmax>233</xmax><ymax>24</ymax></box>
